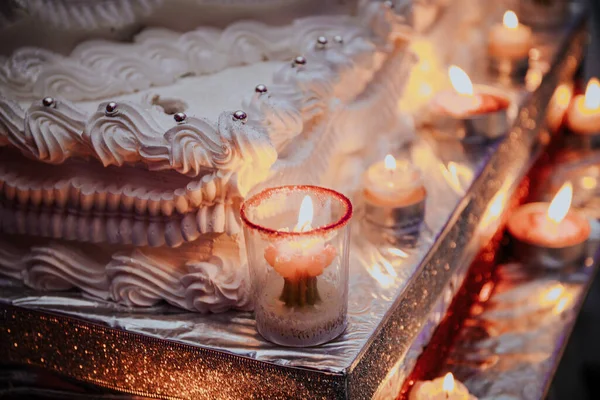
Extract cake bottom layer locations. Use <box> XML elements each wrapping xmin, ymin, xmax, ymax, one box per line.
<box><xmin>0</xmin><ymin>234</ymin><xmax>251</xmax><ymax>313</ymax></box>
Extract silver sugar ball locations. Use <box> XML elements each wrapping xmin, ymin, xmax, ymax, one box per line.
<box><xmin>233</xmin><ymin>110</ymin><xmax>247</xmax><ymax>122</ymax></box>
<box><xmin>292</xmin><ymin>56</ymin><xmax>307</xmax><ymax>67</ymax></box>
<box><xmin>333</xmin><ymin>35</ymin><xmax>344</xmax><ymax>44</ymax></box>
<box><xmin>105</xmin><ymin>102</ymin><xmax>118</xmax><ymax>115</ymax></box>
<box><xmin>255</xmin><ymin>84</ymin><xmax>268</xmax><ymax>94</ymax></box>
<box><xmin>174</xmin><ymin>112</ymin><xmax>187</xmax><ymax>123</ymax></box>
<box><xmin>316</xmin><ymin>36</ymin><xmax>328</xmax><ymax>50</ymax></box>
<box><xmin>42</xmin><ymin>97</ymin><xmax>55</xmax><ymax>107</ymax></box>
<box><xmin>383</xmin><ymin>0</ymin><xmax>394</xmax><ymax>9</ymax></box>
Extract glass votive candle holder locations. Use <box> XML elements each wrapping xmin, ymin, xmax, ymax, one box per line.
<box><xmin>240</xmin><ymin>185</ymin><xmax>353</xmax><ymax>347</ymax></box>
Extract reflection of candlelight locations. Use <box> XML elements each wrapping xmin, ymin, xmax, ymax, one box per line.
<box><xmin>554</xmin><ymin>297</ymin><xmax>569</xmax><ymax>315</ymax></box>
<box><xmin>264</xmin><ymin>196</ymin><xmax>337</xmax><ymax>307</ymax></box>
<box><xmin>544</xmin><ymin>285</ymin><xmax>564</xmax><ymax>302</ymax></box>
<box><xmin>546</xmin><ymin>83</ymin><xmax>573</xmax><ymax>132</ymax></box>
<box><xmin>567</xmin><ymin>78</ymin><xmax>600</xmax><ymax>134</ymax></box>
<box><xmin>441</xmin><ymin>162</ymin><xmax>474</xmax><ymax>195</ymax></box>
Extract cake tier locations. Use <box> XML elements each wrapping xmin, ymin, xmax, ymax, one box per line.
<box><xmin>0</xmin><ymin>1</ymin><xmax>414</xmax><ymax>312</ymax></box>
<box><xmin>0</xmin><ymin>233</ymin><xmax>250</xmax><ymax>313</ymax></box>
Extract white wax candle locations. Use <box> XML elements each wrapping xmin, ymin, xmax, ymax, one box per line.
<box><xmin>363</xmin><ymin>155</ymin><xmax>425</xmax><ymax>208</ymax></box>
<box><xmin>488</xmin><ymin>11</ymin><xmax>532</xmax><ymax>60</ymax></box>
<box><xmin>507</xmin><ymin>182</ymin><xmax>590</xmax><ymax>248</ymax></box>
<box><xmin>410</xmin><ymin>373</ymin><xmax>477</xmax><ymax>400</ymax></box>
<box><xmin>432</xmin><ymin>90</ymin><xmax>483</xmax><ymax>118</ymax></box>
<box><xmin>567</xmin><ymin>78</ymin><xmax>600</xmax><ymax>134</ymax></box>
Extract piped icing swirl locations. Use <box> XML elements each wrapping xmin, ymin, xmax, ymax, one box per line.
<box><xmin>164</xmin><ymin>116</ymin><xmax>236</xmax><ymax>175</ymax></box>
<box><xmin>0</xmin><ymin>48</ymin><xmax>62</xmax><ymax>98</ymax></box>
<box><xmin>23</xmin><ymin>243</ymin><xmax>110</xmax><ymax>300</ymax></box>
<box><xmin>107</xmin><ymin>248</ymin><xmax>188</xmax><ymax>309</ymax></box>
<box><xmin>84</xmin><ymin>101</ymin><xmax>167</xmax><ymax>167</ymax></box>
<box><xmin>24</xmin><ymin>98</ymin><xmax>88</xmax><ymax>163</ymax></box>
<box><xmin>217</xmin><ymin>112</ymin><xmax>278</xmax><ymax>196</ymax></box>
<box><xmin>243</xmin><ymin>91</ymin><xmax>303</xmax><ymax>153</ymax></box>
<box><xmin>183</xmin><ymin>256</ymin><xmax>252</xmax><ymax>313</ymax></box>
<box><xmin>0</xmin><ymin>97</ymin><xmax>24</xmax><ymax>147</ymax></box>
<box><xmin>0</xmin><ymin>237</ymin><xmax>26</xmax><ymax>280</ymax></box>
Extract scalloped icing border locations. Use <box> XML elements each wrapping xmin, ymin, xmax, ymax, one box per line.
<box><xmin>0</xmin><ymin>2</ymin><xmax>408</xmax><ymax>183</ymax></box>
<box><xmin>0</xmin><ymin>234</ymin><xmax>251</xmax><ymax>313</ymax></box>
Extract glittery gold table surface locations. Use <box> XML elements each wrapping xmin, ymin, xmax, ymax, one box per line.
<box><xmin>0</xmin><ymin>6</ymin><xmax>589</xmax><ymax>400</ymax></box>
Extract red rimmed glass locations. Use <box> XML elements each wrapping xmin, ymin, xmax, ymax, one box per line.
<box><xmin>240</xmin><ymin>185</ymin><xmax>353</xmax><ymax>347</ymax></box>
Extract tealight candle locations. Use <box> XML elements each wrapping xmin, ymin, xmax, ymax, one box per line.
<box><xmin>507</xmin><ymin>182</ymin><xmax>591</xmax><ymax>268</ymax></box>
<box><xmin>362</xmin><ymin>154</ymin><xmax>426</xmax><ymax>241</ymax></box>
<box><xmin>488</xmin><ymin>11</ymin><xmax>532</xmax><ymax>61</ymax></box>
<box><xmin>429</xmin><ymin>66</ymin><xmax>510</xmax><ymax>140</ymax></box>
<box><xmin>567</xmin><ymin>78</ymin><xmax>600</xmax><ymax>135</ymax></box>
<box><xmin>364</xmin><ymin>154</ymin><xmax>426</xmax><ymax>208</ymax></box>
<box><xmin>241</xmin><ymin>185</ymin><xmax>353</xmax><ymax>347</ymax></box>
<box><xmin>410</xmin><ymin>373</ymin><xmax>477</xmax><ymax>400</ymax></box>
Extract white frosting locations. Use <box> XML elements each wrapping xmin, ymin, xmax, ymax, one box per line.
<box><xmin>23</xmin><ymin>243</ymin><xmax>110</xmax><ymax>300</ymax></box>
<box><xmin>107</xmin><ymin>248</ymin><xmax>188</xmax><ymax>308</ymax></box>
<box><xmin>0</xmin><ymin>237</ymin><xmax>26</xmax><ymax>279</ymax></box>
<box><xmin>84</xmin><ymin>101</ymin><xmax>167</xmax><ymax>167</ymax></box>
<box><xmin>0</xmin><ymin>14</ymin><xmax>385</xmax><ymax>102</ymax></box>
<box><xmin>24</xmin><ymin>99</ymin><xmax>88</xmax><ymax>163</ymax></box>
<box><xmin>0</xmin><ymin>1</ymin><xmax>416</xmax><ymax>313</ymax></box>
<box><xmin>105</xmin><ymin>242</ymin><xmax>249</xmax><ymax>312</ymax></box>
<box><xmin>183</xmin><ymin>256</ymin><xmax>252</xmax><ymax>313</ymax></box>
<box><xmin>0</xmin><ymin>235</ymin><xmax>250</xmax><ymax>312</ymax></box>
<box><xmin>0</xmin><ymin>202</ymin><xmax>240</xmax><ymax>246</ymax></box>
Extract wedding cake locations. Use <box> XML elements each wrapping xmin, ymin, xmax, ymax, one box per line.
<box><xmin>0</xmin><ymin>0</ymin><xmax>414</xmax><ymax>312</ymax></box>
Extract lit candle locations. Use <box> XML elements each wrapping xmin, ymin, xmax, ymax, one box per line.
<box><xmin>508</xmin><ymin>182</ymin><xmax>590</xmax><ymax>247</ymax></box>
<box><xmin>507</xmin><ymin>182</ymin><xmax>590</xmax><ymax>268</ymax></box>
<box><xmin>241</xmin><ymin>185</ymin><xmax>352</xmax><ymax>346</ymax></box>
<box><xmin>410</xmin><ymin>373</ymin><xmax>477</xmax><ymax>400</ymax></box>
<box><xmin>488</xmin><ymin>11</ymin><xmax>532</xmax><ymax>61</ymax></box>
<box><xmin>566</xmin><ymin>78</ymin><xmax>600</xmax><ymax>134</ymax></box>
<box><xmin>432</xmin><ymin>66</ymin><xmax>510</xmax><ymax>119</ymax></box>
<box><xmin>362</xmin><ymin>154</ymin><xmax>426</xmax><ymax>244</ymax></box>
<box><xmin>363</xmin><ymin>154</ymin><xmax>426</xmax><ymax>208</ymax></box>
<box><xmin>264</xmin><ymin>196</ymin><xmax>337</xmax><ymax>307</ymax></box>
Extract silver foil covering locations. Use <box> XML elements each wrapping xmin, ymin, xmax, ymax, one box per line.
<box><xmin>442</xmin><ymin>217</ymin><xmax>600</xmax><ymax>400</ymax></box>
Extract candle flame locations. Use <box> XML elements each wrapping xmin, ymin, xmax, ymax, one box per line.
<box><xmin>554</xmin><ymin>297</ymin><xmax>569</xmax><ymax>315</ymax></box>
<box><xmin>448</xmin><ymin>65</ymin><xmax>474</xmax><ymax>96</ymax></box>
<box><xmin>584</xmin><ymin>78</ymin><xmax>600</xmax><ymax>110</ymax></box>
<box><xmin>442</xmin><ymin>372</ymin><xmax>455</xmax><ymax>393</ymax></box>
<box><xmin>295</xmin><ymin>196</ymin><xmax>314</xmax><ymax>232</ymax></box>
<box><xmin>547</xmin><ymin>182</ymin><xmax>572</xmax><ymax>224</ymax></box>
<box><xmin>503</xmin><ymin>10</ymin><xmax>519</xmax><ymax>29</ymax></box>
<box><xmin>544</xmin><ymin>285</ymin><xmax>564</xmax><ymax>302</ymax></box>
<box><xmin>384</xmin><ymin>154</ymin><xmax>397</xmax><ymax>171</ymax></box>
